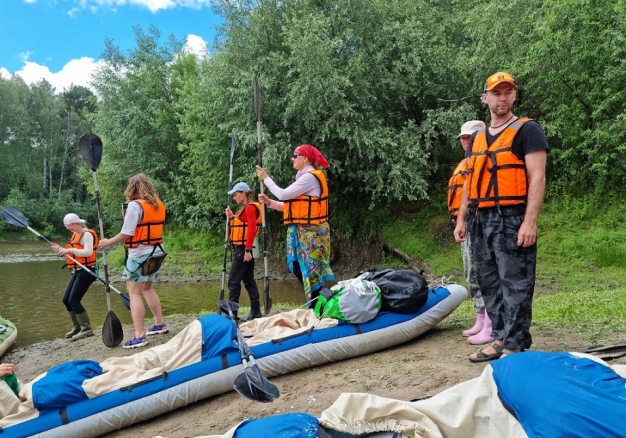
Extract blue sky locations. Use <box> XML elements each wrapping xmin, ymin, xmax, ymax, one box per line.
<box><xmin>0</xmin><ymin>0</ymin><xmax>222</xmax><ymax>92</ymax></box>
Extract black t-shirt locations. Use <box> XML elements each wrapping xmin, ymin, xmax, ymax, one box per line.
<box><xmin>467</xmin><ymin>119</ymin><xmax>549</xmax><ymax>161</ymax></box>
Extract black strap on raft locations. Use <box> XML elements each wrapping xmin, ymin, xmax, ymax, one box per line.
<box><xmin>271</xmin><ymin>326</ymin><xmax>316</xmax><ymax>345</ymax></box>
<box><xmin>59</xmin><ymin>407</ymin><xmax>70</xmax><ymax>425</ymax></box>
<box><xmin>119</xmin><ymin>372</ymin><xmax>168</xmax><ymax>393</ymax></box>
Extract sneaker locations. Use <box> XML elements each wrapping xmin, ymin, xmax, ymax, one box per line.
<box><xmin>123</xmin><ymin>335</ymin><xmax>148</xmax><ymax>349</ymax></box>
<box><xmin>146</xmin><ymin>323</ymin><xmax>169</xmax><ymax>335</ymax></box>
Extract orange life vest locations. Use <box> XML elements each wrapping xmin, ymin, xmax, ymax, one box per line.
<box><xmin>229</xmin><ymin>202</ymin><xmax>262</xmax><ymax>246</ymax></box>
<box><xmin>283</xmin><ymin>169</ymin><xmax>329</xmax><ymax>225</ymax></box>
<box><xmin>447</xmin><ymin>158</ymin><xmax>470</xmax><ymax>220</ymax></box>
<box><xmin>65</xmin><ymin>229</ymin><xmax>98</xmax><ymax>269</ymax></box>
<box><xmin>124</xmin><ymin>199</ymin><xmax>166</xmax><ymax>248</ymax></box>
<box><xmin>467</xmin><ymin>118</ymin><xmax>531</xmax><ymax>210</ymax></box>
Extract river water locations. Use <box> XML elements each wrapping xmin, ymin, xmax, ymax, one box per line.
<box><xmin>0</xmin><ymin>241</ymin><xmax>310</xmax><ymax>349</ymax></box>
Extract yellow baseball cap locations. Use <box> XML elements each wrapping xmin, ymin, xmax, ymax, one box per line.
<box><xmin>484</xmin><ymin>72</ymin><xmax>517</xmax><ymax>92</ymax></box>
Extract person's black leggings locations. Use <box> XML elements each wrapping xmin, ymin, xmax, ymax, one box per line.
<box><xmin>228</xmin><ymin>246</ymin><xmax>260</xmax><ymax>303</ymax></box>
<box><xmin>62</xmin><ymin>269</ymin><xmax>96</xmax><ymax>314</ymax></box>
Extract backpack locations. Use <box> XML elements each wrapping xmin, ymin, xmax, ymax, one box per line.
<box><xmin>357</xmin><ymin>268</ymin><xmax>429</xmax><ymax>314</ymax></box>
<box><xmin>314</xmin><ymin>277</ymin><xmax>381</xmax><ymax>324</ymax></box>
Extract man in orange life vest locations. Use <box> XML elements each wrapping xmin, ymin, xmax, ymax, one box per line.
<box><xmin>454</xmin><ymin>72</ymin><xmax>548</xmax><ymax>362</ymax></box>
<box><xmin>448</xmin><ymin>120</ymin><xmax>494</xmax><ymax>345</ymax></box>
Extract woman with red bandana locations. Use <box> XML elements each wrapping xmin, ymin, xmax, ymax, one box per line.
<box><xmin>256</xmin><ymin>144</ymin><xmax>335</xmax><ymax>307</ymax></box>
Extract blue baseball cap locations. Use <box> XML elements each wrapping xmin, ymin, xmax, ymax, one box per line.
<box><xmin>228</xmin><ymin>182</ymin><xmax>250</xmax><ymax>195</ymax></box>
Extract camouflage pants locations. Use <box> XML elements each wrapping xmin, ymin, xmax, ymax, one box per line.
<box><xmin>468</xmin><ymin>206</ymin><xmax>536</xmax><ymax>350</ymax></box>
<box><xmin>461</xmin><ymin>233</ymin><xmax>485</xmax><ymax>314</ymax></box>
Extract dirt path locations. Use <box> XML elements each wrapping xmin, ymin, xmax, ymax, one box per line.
<box><xmin>5</xmin><ymin>310</ymin><xmax>620</xmax><ymax>438</ymax></box>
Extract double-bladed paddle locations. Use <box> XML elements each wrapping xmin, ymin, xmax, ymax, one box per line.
<box><xmin>219</xmin><ymin>133</ymin><xmax>237</xmax><ymax>305</ymax></box>
<box><xmin>217</xmin><ymin>299</ymin><xmax>280</xmax><ymax>402</ymax></box>
<box><xmin>79</xmin><ymin>133</ymin><xmax>123</xmax><ymax>348</ymax></box>
<box><xmin>253</xmin><ymin>76</ymin><xmax>272</xmax><ymax>316</ymax></box>
<box><xmin>0</xmin><ymin>207</ymin><xmax>132</xmax><ymax>312</ymax></box>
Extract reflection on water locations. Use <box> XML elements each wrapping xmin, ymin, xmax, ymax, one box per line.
<box><xmin>0</xmin><ymin>241</ymin><xmax>310</xmax><ymax>349</ymax></box>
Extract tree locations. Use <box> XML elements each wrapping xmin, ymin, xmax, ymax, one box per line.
<box><xmin>91</xmin><ymin>25</ymin><xmax>187</xmax><ymax>221</ymax></box>
<box><xmin>176</xmin><ymin>0</ymin><xmax>480</xmax><ymax>236</ymax></box>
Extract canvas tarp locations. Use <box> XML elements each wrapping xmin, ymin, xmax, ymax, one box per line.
<box><xmin>191</xmin><ymin>353</ymin><xmax>626</xmax><ymax>438</ymax></box>
<box><xmin>0</xmin><ymin>310</ymin><xmax>336</xmax><ymax>428</ymax></box>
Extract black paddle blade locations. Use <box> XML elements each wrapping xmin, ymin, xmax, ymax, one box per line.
<box><xmin>119</xmin><ymin>292</ymin><xmax>132</xmax><ymax>311</ymax></box>
<box><xmin>253</xmin><ymin>76</ymin><xmax>262</xmax><ymax>121</ymax></box>
<box><xmin>79</xmin><ymin>134</ymin><xmax>103</xmax><ymax>172</ymax></box>
<box><xmin>264</xmin><ymin>283</ymin><xmax>272</xmax><ymax>316</ymax></box>
<box><xmin>217</xmin><ymin>299</ymin><xmax>240</xmax><ymax>316</ymax></box>
<box><xmin>244</xmin><ymin>364</ymin><xmax>280</xmax><ymax>399</ymax></box>
<box><xmin>0</xmin><ymin>207</ymin><xmax>28</xmax><ymax>228</ymax></box>
<box><xmin>102</xmin><ymin>311</ymin><xmax>123</xmax><ymax>347</ymax></box>
<box><xmin>234</xmin><ymin>373</ymin><xmax>273</xmax><ymax>403</ymax></box>
<box><xmin>230</xmin><ymin>132</ymin><xmax>236</xmax><ymax>162</ymax></box>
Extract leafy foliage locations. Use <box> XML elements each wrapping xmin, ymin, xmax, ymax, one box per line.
<box><xmin>0</xmin><ymin>76</ymin><xmax>96</xmax><ymax>233</ymax></box>
<box><xmin>6</xmin><ymin>0</ymin><xmax>626</xmax><ymax>241</ymax></box>
<box><xmin>90</xmin><ymin>26</ymin><xmax>187</xmax><ymax>229</ymax></box>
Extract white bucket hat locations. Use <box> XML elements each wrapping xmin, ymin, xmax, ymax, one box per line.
<box><xmin>63</xmin><ymin>213</ymin><xmax>86</xmax><ymax>226</ymax></box>
<box><xmin>458</xmin><ymin>120</ymin><xmax>486</xmax><ymax>138</ymax></box>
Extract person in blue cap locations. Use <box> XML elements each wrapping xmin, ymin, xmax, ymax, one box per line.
<box><xmin>225</xmin><ymin>182</ymin><xmax>263</xmax><ymax>321</ymax></box>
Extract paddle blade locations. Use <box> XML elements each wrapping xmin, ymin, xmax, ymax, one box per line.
<box><xmin>118</xmin><ymin>292</ymin><xmax>132</xmax><ymax>311</ymax></box>
<box><xmin>217</xmin><ymin>299</ymin><xmax>240</xmax><ymax>316</ymax></box>
<box><xmin>102</xmin><ymin>310</ymin><xmax>123</xmax><ymax>347</ymax></box>
<box><xmin>253</xmin><ymin>76</ymin><xmax>262</xmax><ymax>121</ymax></box>
<box><xmin>79</xmin><ymin>134</ymin><xmax>103</xmax><ymax>171</ymax></box>
<box><xmin>264</xmin><ymin>282</ymin><xmax>272</xmax><ymax>316</ymax></box>
<box><xmin>0</xmin><ymin>207</ymin><xmax>28</xmax><ymax>228</ymax></box>
<box><xmin>234</xmin><ymin>373</ymin><xmax>273</xmax><ymax>403</ymax></box>
<box><xmin>244</xmin><ymin>364</ymin><xmax>280</xmax><ymax>399</ymax></box>
<box><xmin>230</xmin><ymin>132</ymin><xmax>236</xmax><ymax>162</ymax></box>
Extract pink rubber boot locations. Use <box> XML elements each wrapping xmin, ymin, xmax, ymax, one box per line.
<box><xmin>468</xmin><ymin>312</ymin><xmax>494</xmax><ymax>345</ymax></box>
<box><xmin>462</xmin><ymin>312</ymin><xmax>485</xmax><ymax>337</ymax></box>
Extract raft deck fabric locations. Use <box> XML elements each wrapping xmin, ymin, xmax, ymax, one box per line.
<box><xmin>0</xmin><ymin>285</ymin><xmax>466</xmax><ymax>438</ymax></box>
<box><xmin>200</xmin><ymin>352</ymin><xmax>626</xmax><ymax>438</ymax></box>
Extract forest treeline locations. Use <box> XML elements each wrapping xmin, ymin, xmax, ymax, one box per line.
<box><xmin>1</xmin><ymin>0</ymin><xmax>625</xmax><ymax>238</ymax></box>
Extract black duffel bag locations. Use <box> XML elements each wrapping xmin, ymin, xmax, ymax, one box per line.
<box><xmin>357</xmin><ymin>268</ymin><xmax>429</xmax><ymax>313</ymax></box>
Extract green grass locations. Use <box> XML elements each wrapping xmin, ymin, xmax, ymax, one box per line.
<box><xmin>381</xmin><ymin>196</ymin><xmax>626</xmax><ymax>343</ymax></box>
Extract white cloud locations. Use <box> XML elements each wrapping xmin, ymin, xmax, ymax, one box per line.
<box><xmin>77</xmin><ymin>0</ymin><xmax>212</xmax><ymax>13</ymax></box>
<box><xmin>183</xmin><ymin>34</ymin><xmax>209</xmax><ymax>59</ymax></box>
<box><xmin>12</xmin><ymin>57</ymin><xmax>101</xmax><ymax>93</ymax></box>
<box><xmin>3</xmin><ymin>33</ymin><xmax>207</xmax><ymax>94</ymax></box>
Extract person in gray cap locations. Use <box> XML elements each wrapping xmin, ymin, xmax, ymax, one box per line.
<box><xmin>225</xmin><ymin>182</ymin><xmax>262</xmax><ymax>321</ymax></box>
<box><xmin>448</xmin><ymin>120</ymin><xmax>493</xmax><ymax>345</ymax></box>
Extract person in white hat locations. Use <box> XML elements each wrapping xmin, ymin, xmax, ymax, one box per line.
<box><xmin>51</xmin><ymin>213</ymin><xmax>99</xmax><ymax>341</ymax></box>
<box><xmin>447</xmin><ymin>120</ymin><xmax>493</xmax><ymax>345</ymax></box>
